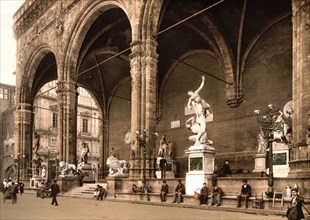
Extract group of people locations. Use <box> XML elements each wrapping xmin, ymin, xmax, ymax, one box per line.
<box><xmin>132</xmin><ymin>182</ymin><xmax>152</xmax><ymax>201</ymax></box>
<box><xmin>2</xmin><ymin>178</ymin><xmax>22</xmax><ymax>204</ymax></box>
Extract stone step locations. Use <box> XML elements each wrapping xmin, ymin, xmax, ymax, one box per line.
<box><xmin>66</xmin><ymin>182</ymin><xmax>107</xmax><ymax>198</ymax></box>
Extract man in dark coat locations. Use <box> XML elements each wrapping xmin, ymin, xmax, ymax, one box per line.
<box><xmin>159</xmin><ymin>157</ymin><xmax>168</xmax><ymax>179</ymax></box>
<box><xmin>50</xmin><ymin>180</ymin><xmax>60</xmax><ymax>206</ymax></box>
<box><xmin>199</xmin><ymin>182</ymin><xmax>208</xmax><ymax>205</ymax></box>
<box><xmin>9</xmin><ymin>182</ymin><xmax>18</xmax><ymax>204</ymax></box>
<box><xmin>287</xmin><ymin>188</ymin><xmax>305</xmax><ymax>220</ymax></box>
<box><xmin>172</xmin><ymin>180</ymin><xmax>185</xmax><ymax>204</ymax></box>
<box><xmin>159</xmin><ymin>180</ymin><xmax>169</xmax><ymax>202</ymax></box>
<box><xmin>221</xmin><ymin>160</ymin><xmax>232</xmax><ymax>177</ymax></box>
<box><xmin>236</xmin><ymin>179</ymin><xmax>251</xmax><ymax>208</ymax></box>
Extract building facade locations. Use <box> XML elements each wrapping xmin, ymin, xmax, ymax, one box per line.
<box><xmin>0</xmin><ymin>83</ymin><xmax>16</xmax><ymax>182</ymax></box>
<box><xmin>1</xmin><ymin>81</ymin><xmax>100</xmax><ymax>181</ymax></box>
<box><xmin>11</xmin><ymin>0</ymin><xmax>310</xmax><ymax>183</ymax></box>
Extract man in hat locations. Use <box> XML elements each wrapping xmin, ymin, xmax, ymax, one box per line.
<box><xmin>210</xmin><ymin>183</ymin><xmax>224</xmax><ymax>206</ymax></box>
<box><xmin>199</xmin><ymin>182</ymin><xmax>208</xmax><ymax>205</ymax></box>
<box><xmin>172</xmin><ymin>180</ymin><xmax>185</xmax><ymax>204</ymax></box>
<box><xmin>286</xmin><ymin>188</ymin><xmax>304</xmax><ymax>220</ymax></box>
<box><xmin>159</xmin><ymin>180</ymin><xmax>169</xmax><ymax>202</ymax></box>
<box><xmin>50</xmin><ymin>180</ymin><xmax>60</xmax><ymax>206</ymax></box>
<box><xmin>236</xmin><ymin>179</ymin><xmax>251</xmax><ymax>208</ymax></box>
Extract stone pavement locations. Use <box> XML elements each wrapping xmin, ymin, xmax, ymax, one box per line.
<box><xmin>0</xmin><ymin>192</ymin><xmax>287</xmax><ymax>220</ymax></box>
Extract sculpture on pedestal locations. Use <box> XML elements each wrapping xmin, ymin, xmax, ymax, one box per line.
<box><xmin>59</xmin><ymin>161</ymin><xmax>76</xmax><ymax>176</ymax></box>
<box><xmin>186</xmin><ymin>75</ymin><xmax>212</xmax><ymax>146</ymax></box>
<box><xmin>257</xmin><ymin>129</ymin><xmax>267</xmax><ymax>154</ymax></box>
<box><xmin>79</xmin><ymin>141</ymin><xmax>90</xmax><ymax>164</ymax></box>
<box><xmin>106</xmin><ymin>156</ymin><xmax>129</xmax><ymax>177</ymax></box>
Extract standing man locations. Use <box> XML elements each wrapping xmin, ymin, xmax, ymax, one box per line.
<box><xmin>236</xmin><ymin>179</ymin><xmax>251</xmax><ymax>208</ymax></box>
<box><xmin>19</xmin><ymin>182</ymin><xmax>24</xmax><ymax>196</ymax></box>
<box><xmin>159</xmin><ymin>157</ymin><xmax>168</xmax><ymax>179</ymax></box>
<box><xmin>286</xmin><ymin>188</ymin><xmax>304</xmax><ymax>220</ymax></box>
<box><xmin>51</xmin><ymin>180</ymin><xmax>60</xmax><ymax>206</ymax></box>
<box><xmin>159</xmin><ymin>180</ymin><xmax>169</xmax><ymax>202</ymax></box>
<box><xmin>9</xmin><ymin>181</ymin><xmax>18</xmax><ymax>204</ymax></box>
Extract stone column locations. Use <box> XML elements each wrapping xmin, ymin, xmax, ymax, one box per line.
<box><xmin>129</xmin><ymin>39</ymin><xmax>158</xmax><ymax>179</ymax></box>
<box><xmin>103</xmin><ymin>119</ymin><xmax>109</xmax><ymax>177</ymax></box>
<box><xmin>289</xmin><ymin>0</ymin><xmax>310</xmax><ymax>177</ymax></box>
<box><xmin>56</xmin><ymin>80</ymin><xmax>78</xmax><ymax>165</ymax></box>
<box><xmin>14</xmin><ymin>103</ymin><xmax>33</xmax><ymax>180</ymax></box>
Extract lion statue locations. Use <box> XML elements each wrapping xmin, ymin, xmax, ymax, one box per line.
<box><xmin>106</xmin><ymin>156</ymin><xmax>130</xmax><ymax>177</ymax></box>
<box><xmin>59</xmin><ymin>161</ymin><xmax>76</xmax><ymax>176</ymax></box>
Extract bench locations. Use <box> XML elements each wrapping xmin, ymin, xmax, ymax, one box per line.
<box><xmin>114</xmin><ymin>192</ymin><xmax>294</xmax><ymax>209</ymax></box>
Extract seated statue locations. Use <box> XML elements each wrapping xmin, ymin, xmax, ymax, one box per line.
<box><xmin>106</xmin><ymin>156</ymin><xmax>130</xmax><ymax>177</ymax></box>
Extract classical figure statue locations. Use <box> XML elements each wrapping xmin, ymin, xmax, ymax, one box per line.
<box><xmin>80</xmin><ymin>141</ymin><xmax>90</xmax><ymax>164</ymax></box>
<box><xmin>158</xmin><ymin>135</ymin><xmax>168</xmax><ymax>157</ymax></box>
<box><xmin>273</xmin><ymin>111</ymin><xmax>290</xmax><ymax>143</ymax></box>
<box><xmin>167</xmin><ymin>141</ymin><xmax>173</xmax><ymax>158</ymax></box>
<box><xmin>257</xmin><ymin>129</ymin><xmax>267</xmax><ymax>154</ymax></box>
<box><xmin>33</xmin><ymin>132</ymin><xmax>41</xmax><ymax>156</ymax></box>
<box><xmin>186</xmin><ymin>76</ymin><xmax>212</xmax><ymax>146</ymax></box>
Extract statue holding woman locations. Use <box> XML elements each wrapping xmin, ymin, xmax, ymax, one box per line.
<box><xmin>186</xmin><ymin>76</ymin><xmax>211</xmax><ymax>146</ymax></box>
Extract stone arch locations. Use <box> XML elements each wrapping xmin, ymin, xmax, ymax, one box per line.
<box><xmin>138</xmin><ymin>0</ymin><xmax>164</xmax><ymax>41</ymax></box>
<box><xmin>158</xmin><ymin>49</ymin><xmax>223</xmax><ymax>120</ymax></box>
<box><xmin>17</xmin><ymin>45</ymin><xmax>56</xmax><ymax>104</ymax></box>
<box><xmin>64</xmin><ymin>1</ymin><xmax>130</xmax><ymax>81</ymax></box>
<box><xmin>240</xmin><ymin>13</ymin><xmax>291</xmax><ymax>86</ymax></box>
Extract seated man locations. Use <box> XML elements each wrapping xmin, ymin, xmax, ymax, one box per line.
<box><xmin>95</xmin><ymin>184</ymin><xmax>106</xmax><ymax>200</ymax></box>
<box><xmin>210</xmin><ymin>184</ymin><xmax>224</xmax><ymax>206</ymax></box>
<box><xmin>236</xmin><ymin>179</ymin><xmax>251</xmax><ymax>208</ymax></box>
<box><xmin>172</xmin><ymin>180</ymin><xmax>185</xmax><ymax>204</ymax></box>
<box><xmin>199</xmin><ymin>182</ymin><xmax>208</xmax><ymax>205</ymax></box>
<box><xmin>141</xmin><ymin>182</ymin><xmax>152</xmax><ymax>201</ymax></box>
<box><xmin>159</xmin><ymin>180</ymin><xmax>169</xmax><ymax>202</ymax></box>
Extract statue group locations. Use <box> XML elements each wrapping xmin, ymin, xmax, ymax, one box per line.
<box><xmin>186</xmin><ymin>75</ymin><xmax>212</xmax><ymax>146</ymax></box>
<box><xmin>157</xmin><ymin>135</ymin><xmax>173</xmax><ymax>158</ymax></box>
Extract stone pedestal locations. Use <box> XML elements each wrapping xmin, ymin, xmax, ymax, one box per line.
<box><xmin>272</xmin><ymin>142</ymin><xmax>290</xmax><ymax>177</ymax></box>
<box><xmin>155</xmin><ymin>157</ymin><xmax>176</xmax><ymax>179</ymax></box>
<box><xmin>185</xmin><ymin>144</ymin><xmax>215</xmax><ymax>195</ymax></box>
<box><xmin>81</xmin><ymin>163</ymin><xmax>95</xmax><ymax>182</ymax></box>
<box><xmin>253</xmin><ymin>153</ymin><xmax>266</xmax><ymax>173</ymax></box>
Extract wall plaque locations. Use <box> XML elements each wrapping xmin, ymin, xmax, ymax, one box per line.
<box><xmin>190</xmin><ymin>157</ymin><xmax>203</xmax><ymax>171</ymax></box>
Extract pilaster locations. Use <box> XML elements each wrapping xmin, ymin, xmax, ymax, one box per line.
<box><xmin>56</xmin><ymin>80</ymin><xmax>78</xmax><ymax>165</ymax></box>
<box><xmin>289</xmin><ymin>0</ymin><xmax>310</xmax><ymax>177</ymax></box>
<box><xmin>129</xmin><ymin>39</ymin><xmax>158</xmax><ymax>179</ymax></box>
<box><xmin>14</xmin><ymin>103</ymin><xmax>33</xmax><ymax>180</ymax></box>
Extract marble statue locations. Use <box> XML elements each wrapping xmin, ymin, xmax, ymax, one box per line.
<box><xmin>158</xmin><ymin>135</ymin><xmax>168</xmax><ymax>157</ymax></box>
<box><xmin>33</xmin><ymin>132</ymin><xmax>41</xmax><ymax>157</ymax></box>
<box><xmin>80</xmin><ymin>141</ymin><xmax>90</xmax><ymax>164</ymax></box>
<box><xmin>59</xmin><ymin>161</ymin><xmax>76</xmax><ymax>176</ymax></box>
<box><xmin>106</xmin><ymin>156</ymin><xmax>129</xmax><ymax>177</ymax></box>
<box><xmin>41</xmin><ymin>166</ymin><xmax>46</xmax><ymax>178</ymax></box>
<box><xmin>273</xmin><ymin>111</ymin><xmax>290</xmax><ymax>143</ymax></box>
<box><xmin>186</xmin><ymin>77</ymin><xmax>212</xmax><ymax>146</ymax></box>
<box><xmin>257</xmin><ymin>129</ymin><xmax>267</xmax><ymax>154</ymax></box>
